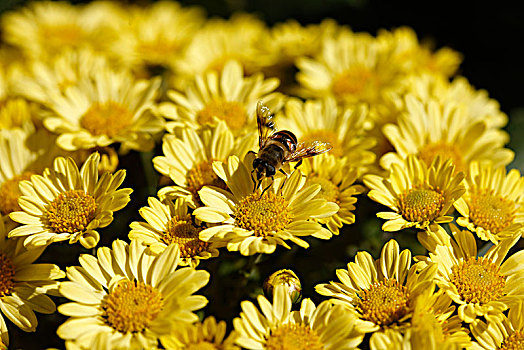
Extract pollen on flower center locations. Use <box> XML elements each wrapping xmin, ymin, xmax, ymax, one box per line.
<box><xmin>0</xmin><ymin>172</ymin><xmax>33</xmax><ymax>215</ymax></box>
<box><xmin>306</xmin><ymin>176</ymin><xmax>339</xmax><ymax>204</ymax></box>
<box><xmin>46</xmin><ymin>189</ymin><xmax>97</xmax><ymax>233</ymax></box>
<box><xmin>332</xmin><ymin>66</ymin><xmax>378</xmax><ymax>102</ymax></box>
<box><xmin>398</xmin><ymin>187</ymin><xmax>445</xmax><ymax>223</ymax></box>
<box><xmin>196</xmin><ymin>99</ymin><xmax>247</xmax><ymax>130</ymax></box>
<box><xmin>301</xmin><ymin>130</ymin><xmax>341</xmax><ymax>157</ymax></box>
<box><xmin>356</xmin><ymin>278</ymin><xmax>410</xmax><ymax>326</ymax></box>
<box><xmin>163</xmin><ymin>214</ymin><xmax>209</xmax><ymax>258</ymax></box>
<box><xmin>418</xmin><ymin>142</ymin><xmax>464</xmax><ymax>173</ymax></box>
<box><xmin>0</xmin><ymin>253</ymin><xmax>16</xmax><ymax>297</ymax></box>
<box><xmin>500</xmin><ymin>330</ymin><xmax>524</xmax><ymax>350</ymax></box>
<box><xmin>101</xmin><ymin>280</ymin><xmax>164</xmax><ymax>333</ymax></box>
<box><xmin>468</xmin><ymin>189</ymin><xmax>516</xmax><ymax>234</ymax></box>
<box><xmin>80</xmin><ymin>101</ymin><xmax>133</xmax><ymax>137</ymax></box>
<box><xmin>234</xmin><ymin>191</ymin><xmax>291</xmax><ymax>237</ymax></box>
<box><xmin>187</xmin><ymin>160</ymin><xmax>227</xmax><ymax>205</ymax></box>
<box><xmin>266</xmin><ymin>323</ymin><xmax>323</xmax><ymax>350</ymax></box>
<box><xmin>450</xmin><ymin>256</ymin><xmax>506</xmax><ymax>304</ymax></box>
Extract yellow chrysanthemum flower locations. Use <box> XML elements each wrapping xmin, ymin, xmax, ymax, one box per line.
<box><xmin>416</xmin><ymin>224</ymin><xmax>524</xmax><ymax>323</ymax></box>
<box><xmin>160</xmin><ymin>316</ymin><xmax>239</xmax><ymax>350</ymax></box>
<box><xmin>377</xmin><ymin>27</ymin><xmax>463</xmax><ymax>78</ymax></box>
<box><xmin>296</xmin><ymin>30</ymin><xmax>406</xmax><ymax>106</ymax></box>
<box><xmin>234</xmin><ymin>285</ymin><xmax>364</xmax><ymax>349</ymax></box>
<box><xmin>301</xmin><ymin>153</ymin><xmax>365</xmax><ymax>234</ymax></box>
<box><xmin>381</xmin><ymin>94</ymin><xmax>514</xmax><ymax>173</ymax></box>
<box><xmin>1</xmin><ymin>1</ymin><xmax>124</xmax><ymax>61</ymax></box>
<box><xmin>162</xmin><ymin>60</ymin><xmax>282</xmax><ymax>134</ymax></box>
<box><xmin>406</xmin><ymin>73</ymin><xmax>508</xmax><ymax>129</ymax></box>
<box><xmin>111</xmin><ymin>1</ymin><xmax>204</xmax><ymax>74</ymax></box>
<box><xmin>364</xmin><ymin>155</ymin><xmax>465</xmax><ymax>232</ymax></box>
<box><xmin>0</xmin><ymin>218</ymin><xmax>64</xmax><ymax>347</ymax></box>
<box><xmin>14</xmin><ymin>48</ymin><xmax>112</xmax><ymax>105</ymax></box>
<box><xmin>153</xmin><ymin>120</ymin><xmax>256</xmax><ymax>207</ymax></box>
<box><xmin>8</xmin><ymin>152</ymin><xmax>132</xmax><ymax>249</ymax></box>
<box><xmin>315</xmin><ymin>239</ymin><xmax>437</xmax><ymax>349</ymax></box>
<box><xmin>0</xmin><ymin>128</ymin><xmax>74</xmax><ymax>217</ymax></box>
<box><xmin>41</xmin><ymin>65</ymin><xmax>163</xmax><ymax>152</ymax></box>
<box><xmin>194</xmin><ymin>155</ymin><xmax>339</xmax><ymax>256</ymax></box>
<box><xmin>57</xmin><ymin>240</ymin><xmax>210</xmax><ymax>350</ymax></box>
<box><xmin>172</xmin><ymin>13</ymin><xmax>271</xmax><ymax>85</ymax></box>
<box><xmin>129</xmin><ymin>196</ymin><xmax>221</xmax><ymax>267</ymax></box>
<box><xmin>454</xmin><ymin>161</ymin><xmax>524</xmax><ymax>243</ymax></box>
<box><xmin>277</xmin><ymin>97</ymin><xmax>376</xmax><ymax>176</ymax></box>
<box><xmin>470</xmin><ymin>304</ymin><xmax>524</xmax><ymax>349</ymax></box>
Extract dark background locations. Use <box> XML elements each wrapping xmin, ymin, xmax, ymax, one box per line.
<box><xmin>1</xmin><ymin>0</ymin><xmax>523</xmax><ymax>349</ymax></box>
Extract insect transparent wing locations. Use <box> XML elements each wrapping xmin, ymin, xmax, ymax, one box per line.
<box><xmin>284</xmin><ymin>141</ymin><xmax>333</xmax><ymax>162</ymax></box>
<box><xmin>256</xmin><ymin>101</ymin><xmax>277</xmax><ymax>148</ymax></box>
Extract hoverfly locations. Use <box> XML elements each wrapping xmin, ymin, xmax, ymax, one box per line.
<box><xmin>251</xmin><ymin>101</ymin><xmax>333</xmax><ymax>192</ymax></box>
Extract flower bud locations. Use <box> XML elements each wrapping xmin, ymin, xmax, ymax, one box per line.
<box><xmin>263</xmin><ymin>269</ymin><xmax>302</xmax><ymax>304</ymax></box>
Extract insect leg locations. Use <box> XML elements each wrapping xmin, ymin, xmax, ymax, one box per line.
<box><xmin>259</xmin><ymin>177</ymin><xmax>273</xmax><ymax>198</ymax></box>
<box><xmin>250</xmin><ymin>169</ymin><xmax>258</xmax><ymax>191</ymax></box>
<box><xmin>293</xmin><ymin>159</ymin><xmax>303</xmax><ymax>169</ymax></box>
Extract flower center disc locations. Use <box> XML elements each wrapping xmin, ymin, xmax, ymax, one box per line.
<box><xmin>301</xmin><ymin>130</ymin><xmax>341</xmax><ymax>157</ymax></box>
<box><xmin>186</xmin><ymin>160</ymin><xmax>227</xmax><ymax>205</ymax></box>
<box><xmin>450</xmin><ymin>256</ymin><xmax>506</xmax><ymax>304</ymax></box>
<box><xmin>399</xmin><ymin>187</ymin><xmax>445</xmax><ymax>223</ymax></box>
<box><xmin>0</xmin><ymin>172</ymin><xmax>33</xmax><ymax>215</ymax></box>
<box><xmin>102</xmin><ymin>280</ymin><xmax>164</xmax><ymax>333</ymax></box>
<box><xmin>197</xmin><ymin>99</ymin><xmax>247</xmax><ymax>130</ymax></box>
<box><xmin>306</xmin><ymin>176</ymin><xmax>339</xmax><ymax>204</ymax></box>
<box><xmin>500</xmin><ymin>330</ymin><xmax>524</xmax><ymax>350</ymax></box>
<box><xmin>0</xmin><ymin>253</ymin><xmax>16</xmax><ymax>297</ymax></box>
<box><xmin>266</xmin><ymin>323</ymin><xmax>323</xmax><ymax>350</ymax></box>
<box><xmin>46</xmin><ymin>189</ymin><xmax>97</xmax><ymax>233</ymax></box>
<box><xmin>234</xmin><ymin>191</ymin><xmax>291</xmax><ymax>237</ymax></box>
<box><xmin>332</xmin><ymin>66</ymin><xmax>379</xmax><ymax>103</ymax></box>
<box><xmin>163</xmin><ymin>214</ymin><xmax>208</xmax><ymax>258</ymax></box>
<box><xmin>356</xmin><ymin>278</ymin><xmax>410</xmax><ymax>326</ymax></box>
<box><xmin>418</xmin><ymin>142</ymin><xmax>464</xmax><ymax>173</ymax></box>
<box><xmin>80</xmin><ymin>101</ymin><xmax>133</xmax><ymax>137</ymax></box>
<box><xmin>468</xmin><ymin>189</ymin><xmax>516</xmax><ymax>234</ymax></box>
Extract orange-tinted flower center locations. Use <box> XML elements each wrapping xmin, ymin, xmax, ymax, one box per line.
<box><xmin>266</xmin><ymin>323</ymin><xmax>323</xmax><ymax>350</ymax></box>
<box><xmin>80</xmin><ymin>101</ymin><xmax>133</xmax><ymax>137</ymax></box>
<box><xmin>468</xmin><ymin>189</ymin><xmax>516</xmax><ymax>234</ymax></box>
<box><xmin>0</xmin><ymin>172</ymin><xmax>33</xmax><ymax>215</ymax></box>
<box><xmin>235</xmin><ymin>191</ymin><xmax>291</xmax><ymax>237</ymax></box>
<box><xmin>163</xmin><ymin>214</ymin><xmax>209</xmax><ymax>259</ymax></box>
<box><xmin>450</xmin><ymin>256</ymin><xmax>506</xmax><ymax>304</ymax></box>
<box><xmin>197</xmin><ymin>100</ymin><xmax>247</xmax><ymax>131</ymax></box>
<box><xmin>0</xmin><ymin>253</ymin><xmax>16</xmax><ymax>297</ymax></box>
<box><xmin>46</xmin><ymin>189</ymin><xmax>97</xmax><ymax>233</ymax></box>
<box><xmin>101</xmin><ymin>280</ymin><xmax>163</xmax><ymax>333</ymax></box>
<box><xmin>399</xmin><ymin>187</ymin><xmax>445</xmax><ymax>223</ymax></box>
<box><xmin>356</xmin><ymin>278</ymin><xmax>410</xmax><ymax>326</ymax></box>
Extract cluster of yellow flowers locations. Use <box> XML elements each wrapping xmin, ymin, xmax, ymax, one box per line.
<box><xmin>0</xmin><ymin>1</ymin><xmax>522</xmax><ymax>349</ymax></box>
